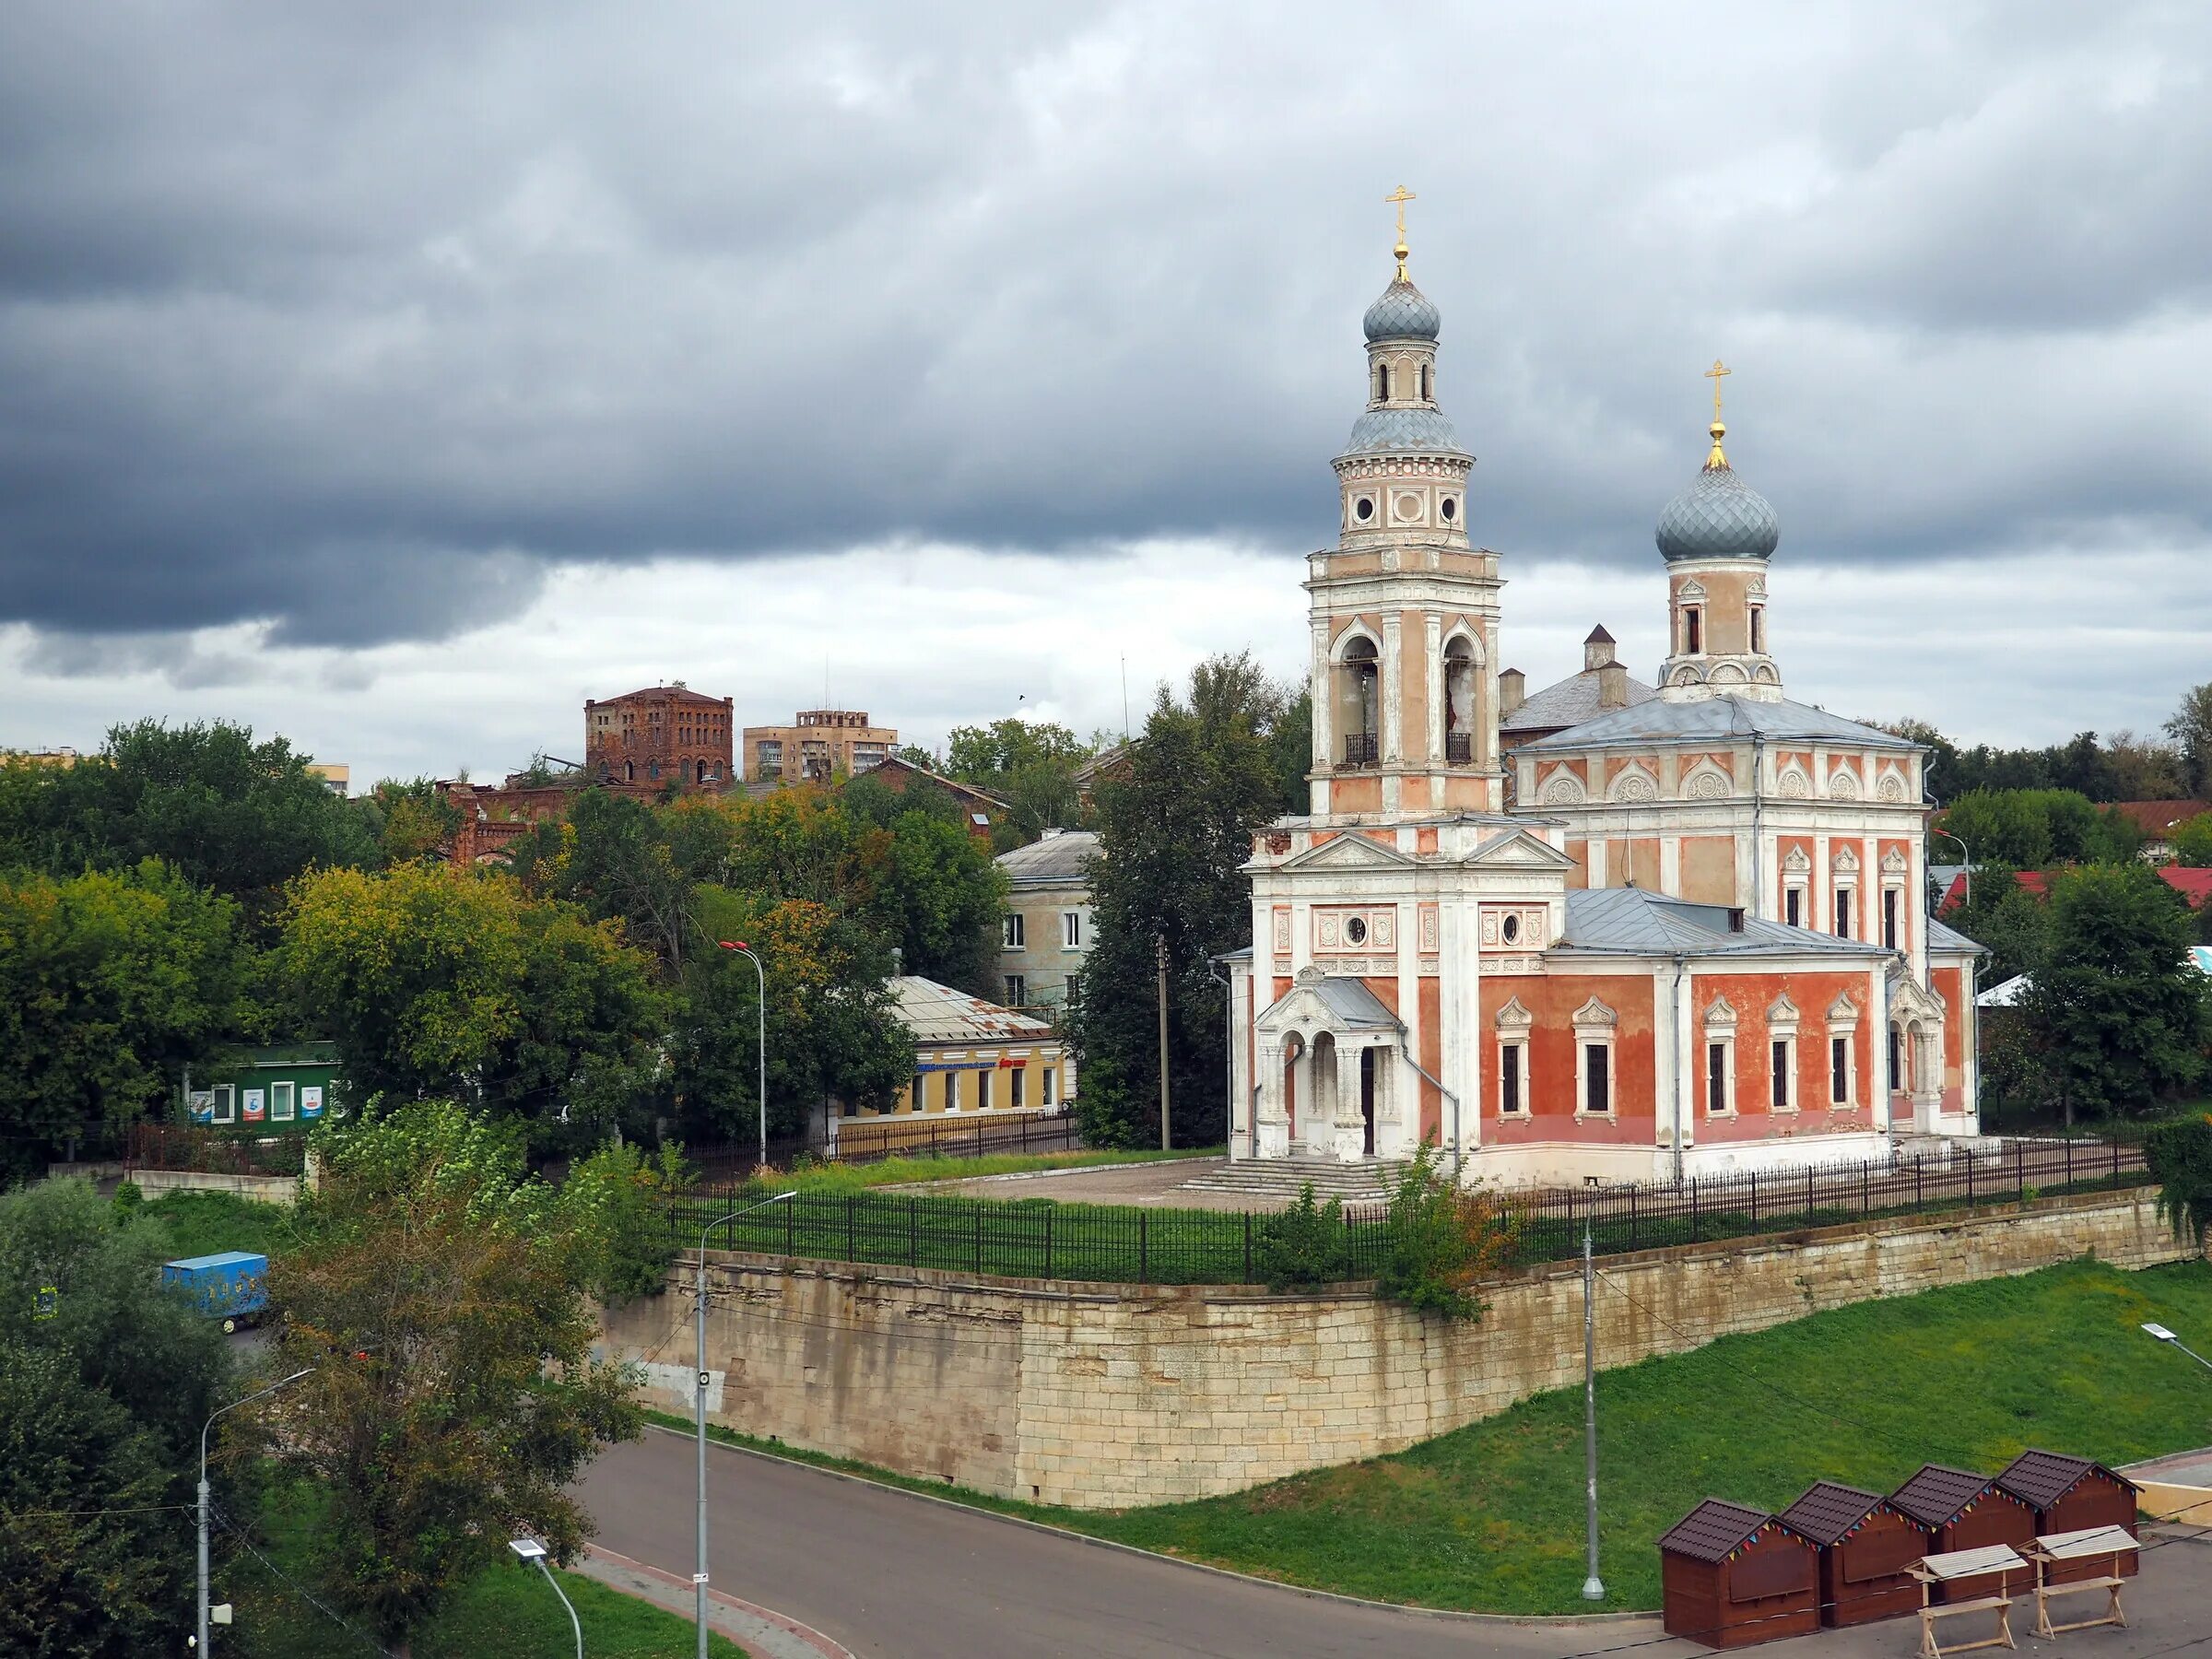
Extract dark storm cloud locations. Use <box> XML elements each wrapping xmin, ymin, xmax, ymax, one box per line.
<box><xmin>5</xmin><ymin>0</ymin><xmax>2212</xmax><ymax>645</ymax></box>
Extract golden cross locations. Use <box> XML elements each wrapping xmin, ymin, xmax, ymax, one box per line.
<box><xmin>1704</xmin><ymin>359</ymin><xmax>1731</xmax><ymax>423</ymax></box>
<box><xmin>1385</xmin><ymin>184</ymin><xmax>1417</xmax><ymax>239</ymax></box>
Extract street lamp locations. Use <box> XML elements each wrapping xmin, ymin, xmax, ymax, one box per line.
<box><xmin>694</xmin><ymin>1191</ymin><xmax>795</xmax><ymax>1659</ymax></box>
<box><xmin>1930</xmin><ymin>824</ymin><xmax>1971</xmax><ymax>911</ymax></box>
<box><xmin>716</xmin><ymin>940</ymin><xmax>770</xmax><ymax>1169</ymax></box>
<box><xmin>199</xmin><ymin>1368</ymin><xmax>313</xmax><ymax>1654</ymax></box>
<box><xmin>2143</xmin><ymin>1321</ymin><xmax>2212</xmax><ymax>1373</ymax></box>
<box><xmin>508</xmin><ymin>1537</ymin><xmax>582</xmax><ymax>1659</ymax></box>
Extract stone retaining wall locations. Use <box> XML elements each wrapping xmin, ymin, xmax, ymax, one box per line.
<box><xmin>131</xmin><ymin>1168</ymin><xmax>302</xmax><ymax>1205</ymax></box>
<box><xmin>598</xmin><ymin>1188</ymin><xmax>2199</xmax><ymax>1511</ymax></box>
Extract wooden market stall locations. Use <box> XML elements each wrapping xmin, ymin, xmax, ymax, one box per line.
<box><xmin>2022</xmin><ymin>1524</ymin><xmax>2135</xmax><ymax>1638</ymax></box>
<box><xmin>1994</xmin><ymin>1449</ymin><xmax>2140</xmax><ymax>1583</ymax></box>
<box><xmin>1658</xmin><ymin>1499</ymin><xmax>1820</xmax><ymax>1650</ymax></box>
<box><xmin>1887</xmin><ymin>1465</ymin><xmax>2037</xmax><ymax>1604</ymax></box>
<box><xmin>1777</xmin><ymin>1479</ymin><xmax>1933</xmax><ymax>1627</ymax></box>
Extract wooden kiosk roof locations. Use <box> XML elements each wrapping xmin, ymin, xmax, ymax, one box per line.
<box><xmin>1888</xmin><ymin>1465</ymin><xmax>1998</xmax><ymax>1529</ymax></box>
<box><xmin>1995</xmin><ymin>1450</ymin><xmax>2138</xmax><ymax>1512</ymax></box>
<box><xmin>1778</xmin><ymin>1481</ymin><xmax>1891</xmax><ymax>1547</ymax></box>
<box><xmin>1658</xmin><ymin>1499</ymin><xmax>1781</xmax><ymax>1564</ymax></box>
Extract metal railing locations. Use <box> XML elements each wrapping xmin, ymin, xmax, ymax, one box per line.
<box><xmin>1339</xmin><ymin>732</ymin><xmax>1379</xmax><ymax>767</ymax></box>
<box><xmin>686</xmin><ymin>1109</ymin><xmax>1079</xmax><ymax>1180</ymax></box>
<box><xmin>126</xmin><ymin>1124</ymin><xmax>308</xmax><ymax>1177</ymax></box>
<box><xmin>670</xmin><ymin>1135</ymin><xmax>2152</xmax><ymax>1287</ymax></box>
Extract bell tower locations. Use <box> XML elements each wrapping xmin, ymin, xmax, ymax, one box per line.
<box><xmin>1308</xmin><ymin>190</ymin><xmax>1504</xmax><ymax>820</ymax></box>
<box><xmin>1653</xmin><ymin>362</ymin><xmax>1785</xmax><ymax>702</ymax></box>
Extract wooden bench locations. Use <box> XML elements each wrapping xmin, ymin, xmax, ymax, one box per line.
<box><xmin>2024</xmin><ymin>1525</ymin><xmax>2133</xmax><ymax>1638</ymax></box>
<box><xmin>1910</xmin><ymin>1546</ymin><xmax>2027</xmax><ymax>1658</ymax></box>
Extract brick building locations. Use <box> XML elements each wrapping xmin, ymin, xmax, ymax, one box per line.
<box><xmin>585</xmin><ymin>685</ymin><xmax>735</xmax><ymax>787</ymax></box>
<box><xmin>744</xmin><ymin>709</ymin><xmax>897</xmax><ymax>782</ymax></box>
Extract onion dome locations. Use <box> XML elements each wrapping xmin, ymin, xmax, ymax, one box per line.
<box><xmin>1655</xmin><ymin>421</ymin><xmax>1779</xmax><ymax>562</ymax></box>
<box><xmin>1363</xmin><ymin>276</ymin><xmax>1440</xmax><ymax>342</ymax></box>
<box><xmin>1342</xmin><ymin>406</ymin><xmax>1464</xmax><ymax>455</ymax></box>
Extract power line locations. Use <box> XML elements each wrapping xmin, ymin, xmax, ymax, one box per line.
<box><xmin>215</xmin><ymin>1512</ymin><xmax>395</xmax><ymax>1657</ymax></box>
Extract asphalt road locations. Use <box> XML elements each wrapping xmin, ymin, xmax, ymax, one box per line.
<box><xmin>574</xmin><ymin>1428</ymin><xmax>2212</xmax><ymax>1659</ymax></box>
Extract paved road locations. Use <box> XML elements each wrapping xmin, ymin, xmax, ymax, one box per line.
<box><xmin>577</xmin><ymin>1429</ymin><xmax>2207</xmax><ymax>1658</ymax></box>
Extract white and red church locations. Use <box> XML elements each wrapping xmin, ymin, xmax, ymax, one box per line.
<box><xmin>1224</xmin><ymin>236</ymin><xmax>1982</xmax><ymax>1186</ymax></box>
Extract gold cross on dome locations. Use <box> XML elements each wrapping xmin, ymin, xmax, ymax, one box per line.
<box><xmin>1384</xmin><ymin>184</ymin><xmax>1416</xmax><ymax>279</ymax></box>
<box><xmin>1704</xmin><ymin>359</ymin><xmax>1731</xmax><ymax>422</ymax></box>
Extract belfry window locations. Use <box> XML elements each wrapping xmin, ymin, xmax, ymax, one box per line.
<box><xmin>1684</xmin><ymin>606</ymin><xmax>1703</xmax><ymax>655</ymax></box>
<box><xmin>1443</xmin><ymin>635</ymin><xmax>1477</xmax><ymax>764</ymax></box>
<box><xmin>1749</xmin><ymin>606</ymin><xmax>1766</xmax><ymax>653</ymax></box>
<box><xmin>1419</xmin><ymin>363</ymin><xmax>1432</xmax><ymax>400</ymax></box>
<box><xmin>1337</xmin><ymin>636</ymin><xmax>1380</xmax><ymax>765</ymax></box>
<box><xmin>1375</xmin><ymin>363</ymin><xmax>1391</xmax><ymax>402</ymax></box>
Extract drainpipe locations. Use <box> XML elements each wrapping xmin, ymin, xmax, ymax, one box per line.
<box><xmin>1749</xmin><ymin>729</ymin><xmax>1766</xmax><ymax>918</ymax></box>
<box><xmin>1669</xmin><ymin>955</ymin><xmax>1688</xmax><ymax>1187</ymax></box>
<box><xmin>1206</xmin><ymin>954</ymin><xmax>1241</xmax><ymax>1157</ymax></box>
<box><xmin>1395</xmin><ymin>1036</ymin><xmax>1463</xmax><ymax>1180</ymax></box>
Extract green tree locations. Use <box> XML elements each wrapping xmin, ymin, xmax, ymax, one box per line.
<box><xmin>1937</xmin><ymin>865</ymin><xmax>2051</xmax><ymax>987</ymax></box>
<box><xmin>359</xmin><ymin>776</ymin><xmax>464</xmax><ymax>865</ymax></box>
<box><xmin>2166</xmin><ymin>680</ymin><xmax>2212</xmax><ymax>798</ymax></box>
<box><xmin>2019</xmin><ymin>864</ymin><xmax>2209</xmax><ymax>1121</ymax></box>
<box><xmin>2147</xmin><ymin>1113</ymin><xmax>2212</xmax><ymax>1247</ymax></box>
<box><xmin>265</xmin><ymin>1103</ymin><xmax>641</xmax><ymax>1655</ymax></box>
<box><xmin>1069</xmin><ymin>654</ymin><xmax>1286</xmax><ymax>1147</ymax></box>
<box><xmin>0</xmin><ymin>1179</ymin><xmax>234</xmax><ymax>1655</ymax></box>
<box><xmin>0</xmin><ymin>720</ymin><xmax>375</xmax><ymax>924</ymax></box>
<box><xmin>1374</xmin><ymin>1141</ymin><xmax>1514</xmax><ymax>1321</ymax></box>
<box><xmin>0</xmin><ymin>863</ymin><xmax>251</xmax><ymax>1172</ymax></box>
<box><xmin>2172</xmin><ymin>813</ymin><xmax>2212</xmax><ymax>868</ymax></box>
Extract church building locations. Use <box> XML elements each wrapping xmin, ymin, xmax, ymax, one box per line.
<box><xmin>1224</xmin><ymin>209</ymin><xmax>1982</xmax><ymax>1186</ymax></box>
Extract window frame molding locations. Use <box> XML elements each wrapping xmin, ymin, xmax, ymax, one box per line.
<box><xmin>1701</xmin><ymin>997</ymin><xmax>1737</xmax><ymax>1118</ymax></box>
<box><xmin>1002</xmin><ymin>912</ymin><xmax>1025</xmax><ymax>951</ymax></box>
<box><xmin>1768</xmin><ymin>994</ymin><xmax>1801</xmax><ymax>1112</ymax></box>
<box><xmin>1572</xmin><ymin>995</ymin><xmax>1618</xmax><ymax>1119</ymax></box>
<box><xmin>1495</xmin><ymin>995</ymin><xmax>1533</xmax><ymax>1116</ymax></box>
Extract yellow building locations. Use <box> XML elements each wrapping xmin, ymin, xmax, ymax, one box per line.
<box><xmin>832</xmin><ymin>976</ymin><xmax>1069</xmax><ymax>1147</ymax></box>
<box><xmin>743</xmin><ymin>709</ymin><xmax>897</xmax><ymax>782</ymax></box>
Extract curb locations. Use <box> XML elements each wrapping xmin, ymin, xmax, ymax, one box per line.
<box><xmin>579</xmin><ymin>1542</ymin><xmax>853</xmax><ymax>1658</ymax></box>
<box><xmin>652</xmin><ymin>1422</ymin><xmax>1661</xmax><ymax>1629</ymax></box>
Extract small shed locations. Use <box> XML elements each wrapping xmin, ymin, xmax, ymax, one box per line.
<box><xmin>1995</xmin><ymin>1450</ymin><xmax>2140</xmax><ymax>1583</ymax></box>
<box><xmin>1778</xmin><ymin>1480</ymin><xmax>1931</xmax><ymax>1627</ymax></box>
<box><xmin>1658</xmin><ymin>1499</ymin><xmax>1819</xmax><ymax>1649</ymax></box>
<box><xmin>1888</xmin><ymin>1465</ymin><xmax>2035</xmax><ymax>1603</ymax></box>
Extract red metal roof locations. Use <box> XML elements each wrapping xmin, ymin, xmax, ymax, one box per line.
<box><xmin>2109</xmin><ymin>799</ymin><xmax>2211</xmax><ymax>834</ymax></box>
<box><xmin>1947</xmin><ymin>866</ymin><xmax>2212</xmax><ymax>912</ymax></box>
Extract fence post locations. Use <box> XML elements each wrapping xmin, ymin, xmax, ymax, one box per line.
<box><xmin>2017</xmin><ymin>1140</ymin><xmax>2025</xmax><ymax>1205</ymax></box>
<box><xmin>845</xmin><ymin>1194</ymin><xmax>856</xmax><ymax>1260</ymax></box>
<box><xmin>977</xmin><ymin>1119</ymin><xmax>985</xmax><ymax>1158</ymax></box>
<box><xmin>2112</xmin><ymin>1134</ymin><xmax>2120</xmax><ymax>1185</ymax></box>
<box><xmin>1140</xmin><ymin>1210</ymin><xmax>1149</xmax><ymax>1284</ymax></box>
<box><xmin>1020</xmin><ymin>1115</ymin><xmax>1028</xmax><ymax>1154</ymax></box>
<box><xmin>1044</xmin><ymin>1205</ymin><xmax>1053</xmax><ymax>1279</ymax></box>
<box><xmin>1806</xmin><ymin>1165</ymin><xmax>1815</xmax><ymax>1229</ymax></box>
<box><xmin>1915</xmin><ymin>1156</ymin><xmax>1923</xmax><ymax>1211</ymax></box>
<box><xmin>786</xmin><ymin>1195</ymin><xmax>795</xmax><ymax>1256</ymax></box>
<box><xmin>1243</xmin><ymin>1211</ymin><xmax>1253</xmax><ymax>1284</ymax></box>
<box><xmin>1689</xmin><ymin>1180</ymin><xmax>1700</xmax><ymax>1245</ymax></box>
<box><xmin>1966</xmin><ymin>1149</ymin><xmax>1975</xmax><ymax>1208</ymax></box>
<box><xmin>973</xmin><ymin>1206</ymin><xmax>983</xmax><ymax>1274</ymax></box>
<box><xmin>2064</xmin><ymin>1136</ymin><xmax>2073</xmax><ymax>1193</ymax></box>
<box><xmin>1747</xmin><ymin>1169</ymin><xmax>1758</xmax><ymax>1228</ymax></box>
<box><xmin>1627</xmin><ymin>1187</ymin><xmax>1637</xmax><ymax>1253</ymax></box>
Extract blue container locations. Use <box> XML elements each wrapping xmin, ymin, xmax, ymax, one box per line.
<box><xmin>162</xmin><ymin>1251</ymin><xmax>270</xmax><ymax>1332</ymax></box>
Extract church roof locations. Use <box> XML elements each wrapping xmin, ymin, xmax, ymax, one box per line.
<box><xmin>1362</xmin><ymin>276</ymin><xmax>1440</xmax><ymax>341</ymax></box>
<box><xmin>1925</xmin><ymin>916</ymin><xmax>1986</xmax><ymax>956</ymax></box>
<box><xmin>1557</xmin><ymin>888</ymin><xmax>1890</xmax><ymax>960</ymax></box>
<box><xmin>1517</xmin><ymin>693</ymin><xmax>1920</xmax><ymax>754</ymax></box>
<box><xmin>1656</xmin><ymin>426</ymin><xmax>1780</xmax><ymax>562</ymax></box>
<box><xmin>1500</xmin><ymin>665</ymin><xmax>1657</xmax><ymax>733</ymax></box>
<box><xmin>1340</xmin><ymin>406</ymin><xmax>1466</xmax><ymax>456</ymax></box>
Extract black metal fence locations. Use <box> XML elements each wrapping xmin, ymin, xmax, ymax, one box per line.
<box><xmin>687</xmin><ymin>1109</ymin><xmax>1080</xmax><ymax>1180</ymax></box>
<box><xmin>669</xmin><ymin>1135</ymin><xmax>2153</xmax><ymax>1288</ymax></box>
<box><xmin>126</xmin><ymin>1124</ymin><xmax>308</xmax><ymax>1177</ymax></box>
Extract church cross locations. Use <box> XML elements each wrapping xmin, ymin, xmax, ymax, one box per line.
<box><xmin>1385</xmin><ymin>185</ymin><xmax>1416</xmax><ymax>278</ymax></box>
<box><xmin>1704</xmin><ymin>359</ymin><xmax>1730</xmax><ymax>422</ymax></box>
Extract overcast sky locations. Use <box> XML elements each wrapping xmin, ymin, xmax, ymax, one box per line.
<box><xmin>5</xmin><ymin>1</ymin><xmax>2209</xmax><ymax>783</ymax></box>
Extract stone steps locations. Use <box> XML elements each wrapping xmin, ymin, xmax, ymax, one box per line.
<box><xmin>1179</xmin><ymin>1157</ymin><xmax>1405</xmax><ymax>1206</ymax></box>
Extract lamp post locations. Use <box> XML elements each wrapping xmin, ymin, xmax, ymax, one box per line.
<box><xmin>199</xmin><ymin>1368</ymin><xmax>313</xmax><ymax>1653</ymax></box>
<box><xmin>716</xmin><ymin>940</ymin><xmax>769</xmax><ymax>1169</ymax></box>
<box><xmin>694</xmin><ymin>1191</ymin><xmax>795</xmax><ymax>1659</ymax></box>
<box><xmin>2143</xmin><ymin>1321</ymin><xmax>2212</xmax><ymax>1373</ymax></box>
<box><xmin>1581</xmin><ymin>1226</ymin><xmax>1604</xmax><ymax>1602</ymax></box>
<box><xmin>508</xmin><ymin>1538</ymin><xmax>582</xmax><ymax>1659</ymax></box>
<box><xmin>1930</xmin><ymin>825</ymin><xmax>1971</xmax><ymax>911</ymax></box>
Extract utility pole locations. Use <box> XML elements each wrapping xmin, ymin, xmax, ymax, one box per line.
<box><xmin>1581</xmin><ymin>1226</ymin><xmax>1604</xmax><ymax>1602</ymax></box>
<box><xmin>1155</xmin><ymin>935</ymin><xmax>1172</xmax><ymax>1151</ymax></box>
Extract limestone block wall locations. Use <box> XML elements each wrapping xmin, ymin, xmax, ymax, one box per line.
<box><xmin>597</xmin><ymin>1189</ymin><xmax>2198</xmax><ymax>1511</ymax></box>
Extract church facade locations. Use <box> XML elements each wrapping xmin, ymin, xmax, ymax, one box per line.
<box><xmin>1224</xmin><ymin>232</ymin><xmax>1981</xmax><ymax>1187</ymax></box>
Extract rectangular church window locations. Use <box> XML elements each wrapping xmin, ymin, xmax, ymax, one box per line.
<box><xmin>1831</xmin><ymin>1037</ymin><xmax>1850</xmax><ymax>1105</ymax></box>
<box><xmin>1883</xmin><ymin>888</ymin><xmax>1900</xmax><ymax>951</ymax></box>
<box><xmin>1771</xmin><ymin>1040</ymin><xmax>1793</xmax><ymax>1110</ymax></box>
<box><xmin>1500</xmin><ymin>1042</ymin><xmax>1524</xmax><ymax>1113</ymax></box>
<box><xmin>1834</xmin><ymin>888</ymin><xmax>1853</xmax><ymax>938</ymax></box>
<box><xmin>1583</xmin><ymin>1044</ymin><xmax>1610</xmax><ymax>1114</ymax></box>
<box><xmin>1707</xmin><ymin>1043</ymin><xmax>1728</xmax><ymax>1114</ymax></box>
<box><xmin>1685</xmin><ymin>607</ymin><xmax>1702</xmax><ymax>655</ymax></box>
<box><xmin>1785</xmin><ymin>887</ymin><xmax>1803</xmax><ymax>928</ymax></box>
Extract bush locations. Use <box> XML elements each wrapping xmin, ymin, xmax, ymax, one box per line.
<box><xmin>1374</xmin><ymin>1140</ymin><xmax>1513</xmax><ymax>1322</ymax></box>
<box><xmin>2147</xmin><ymin>1113</ymin><xmax>2212</xmax><ymax>1246</ymax></box>
<box><xmin>1252</xmin><ymin>1183</ymin><xmax>1350</xmax><ymax>1290</ymax></box>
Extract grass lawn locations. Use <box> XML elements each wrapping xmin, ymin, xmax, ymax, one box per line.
<box><xmin>138</xmin><ymin>1187</ymin><xmax>302</xmax><ymax>1260</ymax></box>
<box><xmin>665</xmin><ymin>1256</ymin><xmax>2212</xmax><ymax>1616</ymax></box>
<box><xmin>222</xmin><ymin>1480</ymin><xmax>748</xmax><ymax>1657</ymax></box>
<box><xmin>755</xmin><ymin>1145</ymin><xmax>1219</xmax><ymax>1193</ymax></box>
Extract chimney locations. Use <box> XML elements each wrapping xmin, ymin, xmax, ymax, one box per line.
<box><xmin>1500</xmin><ymin>667</ymin><xmax>1526</xmax><ymax>716</ymax></box>
<box><xmin>1583</xmin><ymin>625</ymin><xmax>1617</xmax><ymax>671</ymax></box>
<box><xmin>1597</xmin><ymin>661</ymin><xmax>1630</xmax><ymax>710</ymax></box>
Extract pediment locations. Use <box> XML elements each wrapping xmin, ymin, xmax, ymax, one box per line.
<box><xmin>1703</xmin><ymin>996</ymin><xmax>1737</xmax><ymax>1030</ymax></box>
<box><xmin>1465</xmin><ymin>830</ymin><xmax>1577</xmax><ymax>870</ymax></box>
<box><xmin>1783</xmin><ymin>846</ymin><xmax>1812</xmax><ymax>874</ymax></box>
<box><xmin>1494</xmin><ymin>994</ymin><xmax>1534</xmax><ymax>1030</ymax></box>
<box><xmin>1282</xmin><ymin>831</ymin><xmax>1415</xmax><ymax>872</ymax></box>
<box><xmin>1768</xmin><ymin>992</ymin><xmax>1800</xmax><ymax>1025</ymax></box>
<box><xmin>1881</xmin><ymin>848</ymin><xmax>1911</xmax><ymax>876</ymax></box>
<box><xmin>1572</xmin><ymin>994</ymin><xmax>1618</xmax><ymax>1030</ymax></box>
<box><xmin>1887</xmin><ymin>966</ymin><xmax>1947</xmax><ymax>1022</ymax></box>
<box><xmin>1827</xmin><ymin>990</ymin><xmax>1860</xmax><ymax>1023</ymax></box>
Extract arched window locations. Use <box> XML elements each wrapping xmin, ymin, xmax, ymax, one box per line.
<box><xmin>1375</xmin><ymin>363</ymin><xmax>1391</xmax><ymax>402</ymax></box>
<box><xmin>1443</xmin><ymin>635</ymin><xmax>1477</xmax><ymax>763</ymax></box>
<box><xmin>1336</xmin><ymin>636</ymin><xmax>1380</xmax><ymax>765</ymax></box>
<box><xmin>1419</xmin><ymin>363</ymin><xmax>1432</xmax><ymax>401</ymax></box>
<box><xmin>623</xmin><ymin>761</ymin><xmax>634</xmax><ymax>782</ymax></box>
<box><xmin>696</xmin><ymin>759</ymin><xmax>708</xmax><ymax>784</ymax></box>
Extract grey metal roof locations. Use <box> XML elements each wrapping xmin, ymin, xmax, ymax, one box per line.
<box><xmin>1306</xmin><ymin>974</ymin><xmax>1404</xmax><ymax>1031</ymax></box>
<box><xmin>888</xmin><ymin>976</ymin><xmax>1057</xmax><ymax>1044</ymax></box>
<box><xmin>1656</xmin><ymin>455</ymin><xmax>1779</xmax><ymax>562</ymax></box>
<box><xmin>1362</xmin><ymin>277</ymin><xmax>1440</xmax><ymax>341</ymax></box>
<box><xmin>1339</xmin><ymin>406</ymin><xmax>1465</xmax><ymax>457</ymax></box>
<box><xmin>1557</xmin><ymin>887</ymin><xmax>1891</xmax><ymax>959</ymax></box>
<box><xmin>1926</xmin><ymin>916</ymin><xmax>1987</xmax><ymax>956</ymax></box>
<box><xmin>1519</xmin><ymin>693</ymin><xmax>1921</xmax><ymax>754</ymax></box>
<box><xmin>994</xmin><ymin>829</ymin><xmax>1100</xmax><ymax>887</ymax></box>
<box><xmin>1500</xmin><ymin>666</ymin><xmax>1658</xmax><ymax>733</ymax></box>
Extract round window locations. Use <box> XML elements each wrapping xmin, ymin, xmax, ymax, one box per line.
<box><xmin>1395</xmin><ymin>492</ymin><xmax>1422</xmax><ymax>520</ymax></box>
<box><xmin>1501</xmin><ymin>913</ymin><xmax>1520</xmax><ymax>944</ymax></box>
<box><xmin>1346</xmin><ymin>915</ymin><xmax>1369</xmax><ymax>945</ymax></box>
<box><xmin>1355</xmin><ymin>497</ymin><xmax>1375</xmax><ymax>522</ymax></box>
<box><xmin>1441</xmin><ymin>497</ymin><xmax>1457</xmax><ymax>523</ymax></box>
